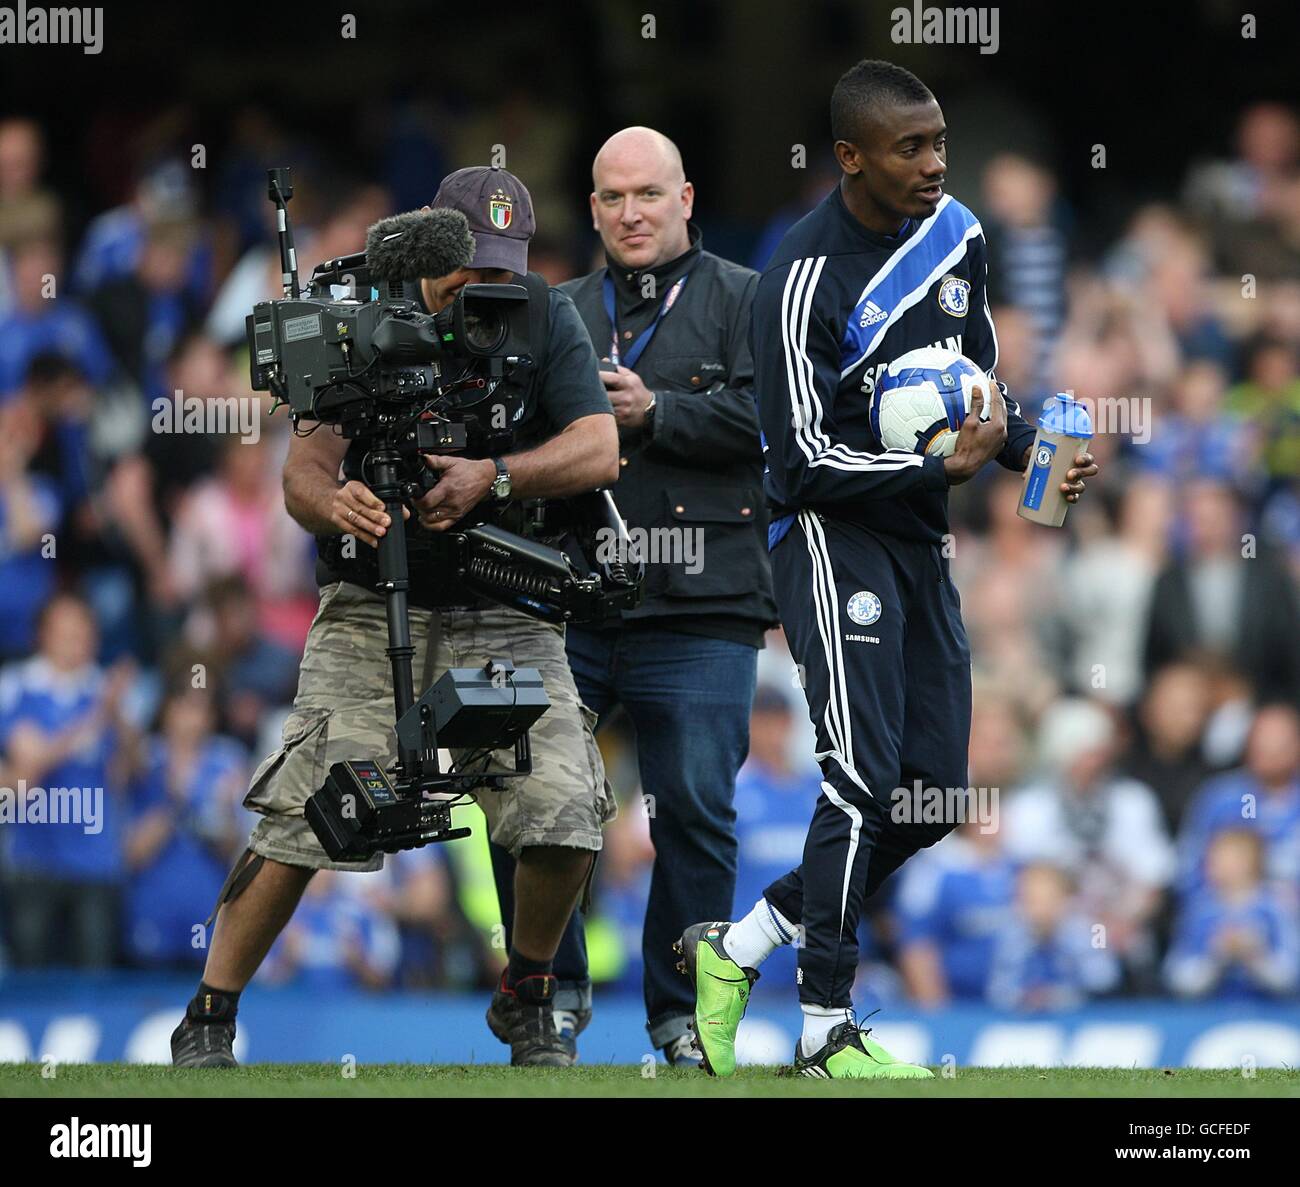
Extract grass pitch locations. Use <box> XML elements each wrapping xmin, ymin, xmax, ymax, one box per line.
<box><xmin>2</xmin><ymin>1063</ymin><xmax>1296</xmax><ymax>1098</ymax></box>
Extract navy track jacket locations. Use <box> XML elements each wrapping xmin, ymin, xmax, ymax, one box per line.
<box><xmin>754</xmin><ymin>185</ymin><xmax>1038</xmax><ymax>547</ymax></box>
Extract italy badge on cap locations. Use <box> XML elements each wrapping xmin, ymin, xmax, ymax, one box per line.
<box><xmin>431</xmin><ymin>165</ymin><xmax>535</xmax><ymax>274</ymax></box>
<box><xmin>489</xmin><ymin>191</ymin><xmax>513</xmax><ymax>230</ymax></box>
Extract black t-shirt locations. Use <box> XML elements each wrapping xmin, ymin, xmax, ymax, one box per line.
<box><xmin>314</xmin><ymin>275</ymin><xmax>612</xmax><ymax>607</ymax></box>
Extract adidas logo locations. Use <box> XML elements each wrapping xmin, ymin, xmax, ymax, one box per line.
<box><xmin>858</xmin><ymin>300</ymin><xmax>888</xmax><ymax>327</ymax></box>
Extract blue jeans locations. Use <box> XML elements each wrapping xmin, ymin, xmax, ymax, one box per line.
<box><xmin>489</xmin><ymin>624</ymin><xmax>757</xmax><ymax>1048</ymax></box>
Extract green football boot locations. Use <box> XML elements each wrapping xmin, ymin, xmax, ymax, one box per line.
<box><xmin>673</xmin><ymin>921</ymin><xmax>759</xmax><ymax>1077</ymax></box>
<box><xmin>791</xmin><ymin>1020</ymin><xmax>934</xmax><ymax>1079</ymax></box>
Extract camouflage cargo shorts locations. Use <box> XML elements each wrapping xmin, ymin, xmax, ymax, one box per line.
<box><xmin>244</xmin><ymin>580</ymin><xmax>616</xmax><ymax>871</ymax></box>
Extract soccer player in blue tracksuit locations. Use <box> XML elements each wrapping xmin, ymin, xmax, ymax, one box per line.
<box><xmin>676</xmin><ymin>60</ymin><xmax>1100</xmax><ymax>1078</ymax></box>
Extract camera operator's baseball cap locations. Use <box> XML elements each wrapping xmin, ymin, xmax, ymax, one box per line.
<box><xmin>431</xmin><ymin>165</ymin><xmax>535</xmax><ymax>275</ymax></box>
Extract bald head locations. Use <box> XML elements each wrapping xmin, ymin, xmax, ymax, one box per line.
<box><xmin>590</xmin><ymin>126</ymin><xmax>693</xmax><ymax>271</ymax></box>
<box><xmin>593</xmin><ymin>127</ymin><xmax>685</xmax><ymax>189</ymax></box>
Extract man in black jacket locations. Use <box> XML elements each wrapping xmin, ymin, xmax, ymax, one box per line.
<box><xmin>490</xmin><ymin>127</ymin><xmax>777</xmax><ymax>1064</ymax></box>
<box><xmin>1144</xmin><ymin>480</ymin><xmax>1300</xmax><ymax>704</ymax></box>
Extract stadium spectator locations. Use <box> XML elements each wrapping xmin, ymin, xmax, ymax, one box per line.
<box><xmin>0</xmin><ymin>118</ymin><xmax>52</xmax><ymax>210</ymax></box>
<box><xmin>986</xmin><ymin>862</ymin><xmax>1122</xmax><ymax>1012</ymax></box>
<box><xmin>1225</xmin><ymin>335</ymin><xmax>1300</xmax><ymax>500</ymax></box>
<box><xmin>753</xmin><ymin>627</ymin><xmax>818</xmax><ymax>763</ymax></box>
<box><xmin>450</xmin><ymin>82</ymin><xmax>579</xmax><ymax>242</ymax></box>
<box><xmin>20</xmin><ymin>354</ymin><xmax>97</xmax><ymax>532</ymax></box>
<box><xmin>122</xmin><ymin>685</ymin><xmax>248</xmax><ymax>967</ymax></box>
<box><xmin>1122</xmin><ymin>661</ymin><xmax>1219</xmax><ymax>832</ymax></box>
<box><xmin>260</xmin><ymin>869</ymin><xmax>400</xmax><ymax>991</ymax></box>
<box><xmin>0</xmin><ymin>234</ymin><xmax>118</xmax><ymax>398</ymax></box>
<box><xmin>722</xmin><ymin>683</ymin><xmax>853</xmax><ymax>990</ymax></box>
<box><xmin>984</xmin><ymin>302</ymin><xmax>1049</xmax><ymax>423</ymax></box>
<box><xmin>204</xmin><ymin>179</ymin><xmax>389</xmax><ymax>346</ymax></box>
<box><xmin>731</xmin><ymin>685</ymin><xmax>822</xmax><ymax>924</ymax></box>
<box><xmin>86</xmin><ymin>214</ymin><xmax>203</xmax><ymax>404</ymax></box>
<box><xmin>377</xmin><ymin>94</ymin><xmax>452</xmax><ymax>223</ymax></box>
<box><xmin>1070</xmin><ymin>210</ymin><xmax>1184</xmax><ymax>401</ymax></box>
<box><xmin>0</xmin><ymin>395</ymin><xmax>61</xmax><ymax>659</ymax></box>
<box><xmin>345</xmin><ymin>847</ymin><xmax>460</xmax><ymax>989</ymax></box>
<box><xmin>1164</xmin><ymin>829</ymin><xmax>1300</xmax><ymax>1000</ymax></box>
<box><xmin>586</xmin><ymin>792</ymin><xmax>654</xmax><ymax>997</ymax></box>
<box><xmin>1184</xmin><ymin>101</ymin><xmax>1300</xmax><ymax>280</ymax></box>
<box><xmin>954</xmin><ymin>468</ymin><xmax>1065</xmax><ymax>716</ymax></box>
<box><xmin>1139</xmin><ymin>360</ymin><xmax>1254</xmax><ymax>487</ymax></box>
<box><xmin>0</xmin><ymin>117</ymin><xmax>61</xmax><ymax>317</ymax></box>
<box><xmin>1141</xmin><ymin>222</ymin><xmax>1234</xmax><ymax>372</ymax></box>
<box><xmin>185</xmin><ymin>575</ymin><xmax>300</xmax><ymax>748</ymax></box>
<box><xmin>980</xmin><ymin>153</ymin><xmax>1070</xmax><ymax>389</ymax></box>
<box><xmin>896</xmin><ymin>821</ymin><xmax>1017</xmax><ymax>1006</ymax></box>
<box><xmin>1002</xmin><ymin>698</ymin><xmax>1175</xmax><ymax>989</ymax></box>
<box><xmin>1143</xmin><ymin>479</ymin><xmax>1300</xmax><ymax>704</ymax></box>
<box><xmin>70</xmin><ymin>157</ymin><xmax>211</xmax><ymax>305</ymax></box>
<box><xmin>1054</xmin><ymin>477</ymin><xmax>1170</xmax><ymax>706</ymax></box>
<box><xmin>167</xmin><ymin>432</ymin><xmax>316</xmax><ymax>649</ymax></box>
<box><xmin>0</xmin><ymin>592</ymin><xmax>138</xmax><ymax>967</ymax></box>
<box><xmin>748</xmin><ymin>161</ymin><xmax>840</xmax><ymax>273</ymax></box>
<box><xmin>1176</xmin><ymin>703</ymin><xmax>1300</xmax><ymax>898</ymax></box>
<box><xmin>211</xmin><ymin>104</ymin><xmax>296</xmax><ymax>272</ymax></box>
<box><xmin>111</xmin><ymin>331</ymin><xmax>227</xmax><ymax>551</ymax></box>
<box><xmin>895</xmin><ymin>694</ymin><xmax>1025</xmax><ymax>1005</ymax></box>
<box><xmin>16</xmin><ymin>354</ymin><xmax>149</xmax><ymax>660</ymax></box>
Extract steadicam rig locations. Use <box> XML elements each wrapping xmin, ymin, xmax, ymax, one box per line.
<box><xmin>243</xmin><ymin>168</ymin><xmax>640</xmax><ymax>860</ymax></box>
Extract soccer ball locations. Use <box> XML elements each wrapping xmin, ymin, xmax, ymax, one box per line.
<box><xmin>871</xmin><ymin>347</ymin><xmax>992</xmax><ymax>457</ymax></box>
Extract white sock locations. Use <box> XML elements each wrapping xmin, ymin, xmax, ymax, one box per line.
<box><xmin>722</xmin><ymin>898</ymin><xmax>798</xmax><ymax>969</ymax></box>
<box><xmin>800</xmin><ymin>1004</ymin><xmax>854</xmax><ymax>1057</ymax></box>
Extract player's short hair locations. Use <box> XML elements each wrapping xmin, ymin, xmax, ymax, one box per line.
<box><xmin>831</xmin><ymin>59</ymin><xmax>933</xmax><ymax>143</ymax></box>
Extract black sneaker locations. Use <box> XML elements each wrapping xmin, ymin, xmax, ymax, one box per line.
<box><xmin>170</xmin><ymin>1017</ymin><xmax>238</xmax><ymax>1068</ymax></box>
<box><xmin>486</xmin><ymin>973</ymin><xmax>575</xmax><ymax>1067</ymax></box>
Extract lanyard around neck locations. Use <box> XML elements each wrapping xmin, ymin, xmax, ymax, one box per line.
<box><xmin>602</xmin><ymin>270</ymin><xmax>689</xmax><ymax>370</ymax></box>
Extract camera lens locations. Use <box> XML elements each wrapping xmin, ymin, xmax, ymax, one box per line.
<box><xmin>462</xmin><ymin>302</ymin><xmax>506</xmax><ymax>354</ymax></box>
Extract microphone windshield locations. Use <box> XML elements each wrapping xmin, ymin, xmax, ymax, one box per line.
<box><xmin>365</xmin><ymin>208</ymin><xmax>476</xmax><ymax>284</ymax></box>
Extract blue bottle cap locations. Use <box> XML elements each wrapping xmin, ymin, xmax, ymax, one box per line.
<box><xmin>1037</xmin><ymin>393</ymin><xmax>1094</xmax><ymax>439</ymax></box>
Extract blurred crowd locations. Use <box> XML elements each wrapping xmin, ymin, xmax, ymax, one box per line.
<box><xmin>0</xmin><ymin>95</ymin><xmax>1297</xmax><ymax>1011</ymax></box>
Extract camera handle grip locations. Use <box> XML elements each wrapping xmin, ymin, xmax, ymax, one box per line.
<box><xmin>399</xmin><ymin>466</ymin><xmax>441</xmax><ymax>507</ymax></box>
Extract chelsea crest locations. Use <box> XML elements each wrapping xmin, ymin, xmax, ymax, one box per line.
<box><xmin>937</xmin><ymin>275</ymin><xmax>970</xmax><ymax>317</ymax></box>
<box><xmin>847</xmin><ymin>591</ymin><xmax>882</xmax><ymax>626</ymax></box>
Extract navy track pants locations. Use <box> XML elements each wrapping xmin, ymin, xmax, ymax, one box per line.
<box><xmin>763</xmin><ymin>511</ymin><xmax>973</xmax><ymax>1008</ymax></box>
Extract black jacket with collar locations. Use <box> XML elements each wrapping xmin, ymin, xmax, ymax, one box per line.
<box><xmin>559</xmin><ymin>227</ymin><xmax>777</xmax><ymax>646</ymax></box>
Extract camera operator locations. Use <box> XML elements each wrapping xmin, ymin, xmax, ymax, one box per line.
<box><xmin>489</xmin><ymin>128</ymin><xmax>778</xmax><ymax>1064</ymax></box>
<box><xmin>169</xmin><ymin>166</ymin><xmax>620</xmax><ymax>1069</ymax></box>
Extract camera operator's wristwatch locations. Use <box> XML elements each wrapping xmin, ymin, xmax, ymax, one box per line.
<box><xmin>489</xmin><ymin>457</ymin><xmax>512</xmax><ymax>503</ymax></box>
